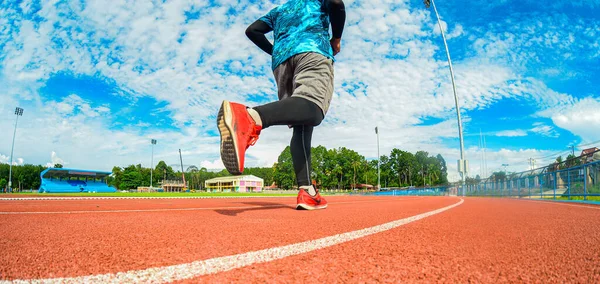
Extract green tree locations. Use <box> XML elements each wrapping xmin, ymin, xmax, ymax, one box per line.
<box><xmin>565</xmin><ymin>154</ymin><xmax>581</xmax><ymax>168</ymax></box>
<box><xmin>351</xmin><ymin>160</ymin><xmax>360</xmax><ymax>189</ymax></box>
<box><xmin>379</xmin><ymin>155</ymin><xmax>393</xmax><ymax>188</ymax></box>
<box><xmin>436</xmin><ymin>154</ymin><xmax>449</xmax><ymax>184</ymax></box>
<box><xmin>110</xmin><ymin>166</ymin><xmax>123</xmax><ymax>189</ymax></box>
<box><xmin>390</xmin><ymin>149</ymin><xmax>416</xmax><ymax>186</ymax></box>
<box><xmin>555</xmin><ymin>156</ymin><xmax>564</xmax><ymax>170</ymax></box>
<box><xmin>274</xmin><ymin>147</ymin><xmax>295</xmax><ymax>189</ymax></box>
<box><xmin>119</xmin><ymin>165</ymin><xmax>143</xmax><ymax>190</ymax></box>
<box><xmin>155</xmin><ymin>161</ymin><xmax>175</xmax><ymax>181</ymax></box>
<box><xmin>311</xmin><ymin>145</ymin><xmax>328</xmax><ymax>187</ymax></box>
<box><xmin>491</xmin><ymin>171</ymin><xmax>506</xmax><ymax>181</ymax></box>
<box><xmin>54</xmin><ymin>164</ymin><xmax>63</xmax><ymax>168</ymax></box>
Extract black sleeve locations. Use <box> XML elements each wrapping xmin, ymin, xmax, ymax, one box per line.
<box><xmin>245</xmin><ymin>20</ymin><xmax>274</xmax><ymax>55</ymax></box>
<box><xmin>325</xmin><ymin>0</ymin><xmax>346</xmax><ymax>39</ymax></box>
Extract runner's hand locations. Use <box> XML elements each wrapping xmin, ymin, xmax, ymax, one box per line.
<box><xmin>330</xmin><ymin>38</ymin><xmax>341</xmax><ymax>55</ymax></box>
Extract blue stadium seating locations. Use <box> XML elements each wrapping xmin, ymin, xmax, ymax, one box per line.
<box><xmin>38</xmin><ymin>168</ymin><xmax>116</xmax><ymax>193</ymax></box>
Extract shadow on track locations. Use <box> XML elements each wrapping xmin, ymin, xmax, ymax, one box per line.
<box><xmin>214</xmin><ymin>201</ymin><xmax>295</xmax><ymax>216</ymax></box>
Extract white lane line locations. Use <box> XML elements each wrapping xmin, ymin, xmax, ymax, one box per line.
<box><xmin>3</xmin><ymin>198</ymin><xmax>463</xmax><ymax>284</ymax></box>
<box><xmin>0</xmin><ymin>197</ymin><xmax>424</xmax><ymax>215</ymax></box>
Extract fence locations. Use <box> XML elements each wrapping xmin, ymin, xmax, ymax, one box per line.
<box><xmin>367</xmin><ymin>187</ymin><xmax>450</xmax><ymax>196</ymax></box>
<box><xmin>463</xmin><ymin>159</ymin><xmax>600</xmax><ymax>200</ymax></box>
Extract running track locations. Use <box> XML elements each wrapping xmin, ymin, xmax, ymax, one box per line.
<box><xmin>0</xmin><ymin>195</ymin><xmax>599</xmax><ymax>282</ymax></box>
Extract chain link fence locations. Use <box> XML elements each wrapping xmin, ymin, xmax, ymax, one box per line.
<box><xmin>463</xmin><ymin>152</ymin><xmax>600</xmax><ymax>200</ymax></box>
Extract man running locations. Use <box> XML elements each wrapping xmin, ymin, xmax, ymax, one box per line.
<box><xmin>217</xmin><ymin>0</ymin><xmax>346</xmax><ymax>210</ymax></box>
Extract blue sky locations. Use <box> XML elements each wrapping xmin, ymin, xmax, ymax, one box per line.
<box><xmin>1</xmin><ymin>0</ymin><xmax>599</xmax><ymax>181</ymax></box>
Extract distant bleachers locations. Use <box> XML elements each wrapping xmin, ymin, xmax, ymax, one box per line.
<box><xmin>38</xmin><ymin>168</ymin><xmax>116</xmax><ymax>193</ymax></box>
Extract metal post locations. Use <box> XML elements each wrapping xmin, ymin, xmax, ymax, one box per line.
<box><xmin>567</xmin><ymin>169</ymin><xmax>571</xmax><ymax>200</ymax></box>
<box><xmin>150</xmin><ymin>139</ymin><xmax>156</xmax><ymax>188</ymax></box>
<box><xmin>553</xmin><ymin>172</ymin><xmax>557</xmax><ymax>200</ymax></box>
<box><xmin>8</xmin><ymin>107</ymin><xmax>24</xmax><ymax>192</ymax></box>
<box><xmin>376</xmin><ymin>127</ymin><xmax>380</xmax><ymax>190</ymax></box>
<box><xmin>424</xmin><ymin>0</ymin><xmax>467</xmax><ymax>196</ymax></box>
<box><xmin>584</xmin><ymin>164</ymin><xmax>588</xmax><ymax>201</ymax></box>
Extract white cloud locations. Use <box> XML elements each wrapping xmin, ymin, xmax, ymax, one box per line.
<box><xmin>0</xmin><ymin>154</ymin><xmax>9</xmax><ymax>164</ymax></box>
<box><xmin>529</xmin><ymin>123</ymin><xmax>559</xmax><ymax>138</ymax></box>
<box><xmin>495</xmin><ymin>130</ymin><xmax>527</xmax><ymax>137</ymax></box>
<box><xmin>545</xmin><ymin>97</ymin><xmax>600</xmax><ymax>142</ymax></box>
<box><xmin>200</xmin><ymin>158</ymin><xmax>225</xmax><ymax>170</ymax></box>
<box><xmin>45</xmin><ymin>151</ymin><xmax>66</xmax><ymax>168</ymax></box>
<box><xmin>432</xmin><ymin>20</ymin><xmax>464</xmax><ymax>40</ymax></box>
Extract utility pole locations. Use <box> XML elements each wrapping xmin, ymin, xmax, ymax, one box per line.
<box><xmin>569</xmin><ymin>145</ymin><xmax>575</xmax><ymax>156</ymax></box>
<box><xmin>150</xmin><ymin>139</ymin><xmax>157</xmax><ymax>188</ymax></box>
<box><xmin>375</xmin><ymin>127</ymin><xmax>381</xmax><ymax>190</ymax></box>
<box><xmin>424</xmin><ymin>0</ymin><xmax>467</xmax><ymax>196</ymax></box>
<box><xmin>179</xmin><ymin>149</ymin><xmax>186</xmax><ymax>189</ymax></box>
<box><xmin>528</xmin><ymin>158</ymin><xmax>536</xmax><ymax>170</ymax></box>
<box><xmin>9</xmin><ymin>107</ymin><xmax>24</xmax><ymax>191</ymax></box>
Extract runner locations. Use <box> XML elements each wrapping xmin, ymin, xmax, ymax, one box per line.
<box><xmin>217</xmin><ymin>0</ymin><xmax>346</xmax><ymax>210</ymax></box>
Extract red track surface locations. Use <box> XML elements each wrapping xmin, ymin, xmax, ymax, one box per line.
<box><xmin>1</xmin><ymin>196</ymin><xmax>599</xmax><ymax>282</ymax></box>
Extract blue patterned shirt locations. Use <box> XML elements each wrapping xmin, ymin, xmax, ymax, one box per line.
<box><xmin>259</xmin><ymin>0</ymin><xmax>334</xmax><ymax>70</ymax></box>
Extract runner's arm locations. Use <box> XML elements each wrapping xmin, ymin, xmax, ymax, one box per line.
<box><xmin>325</xmin><ymin>0</ymin><xmax>346</xmax><ymax>39</ymax></box>
<box><xmin>245</xmin><ymin>20</ymin><xmax>274</xmax><ymax>55</ymax></box>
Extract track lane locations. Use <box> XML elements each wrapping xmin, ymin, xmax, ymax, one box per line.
<box><xmin>0</xmin><ymin>196</ymin><xmax>455</xmax><ymax>280</ymax></box>
<box><xmin>193</xmin><ymin>197</ymin><xmax>600</xmax><ymax>283</ymax></box>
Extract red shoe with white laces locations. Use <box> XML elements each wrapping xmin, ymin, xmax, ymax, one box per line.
<box><xmin>217</xmin><ymin>100</ymin><xmax>262</xmax><ymax>175</ymax></box>
<box><xmin>296</xmin><ymin>186</ymin><xmax>328</xmax><ymax>210</ymax></box>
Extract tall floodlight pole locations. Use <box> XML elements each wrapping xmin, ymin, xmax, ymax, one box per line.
<box><xmin>150</xmin><ymin>139</ymin><xmax>157</xmax><ymax>188</ymax></box>
<box><xmin>375</xmin><ymin>127</ymin><xmax>381</xmax><ymax>190</ymax></box>
<box><xmin>424</xmin><ymin>0</ymin><xmax>467</xmax><ymax>196</ymax></box>
<box><xmin>8</xmin><ymin>107</ymin><xmax>24</xmax><ymax>191</ymax></box>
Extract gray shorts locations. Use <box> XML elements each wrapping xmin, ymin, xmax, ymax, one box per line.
<box><xmin>273</xmin><ymin>52</ymin><xmax>334</xmax><ymax>116</ymax></box>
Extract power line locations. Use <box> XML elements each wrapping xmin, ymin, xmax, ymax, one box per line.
<box><xmin>532</xmin><ymin>149</ymin><xmax>572</xmax><ymax>161</ymax></box>
<box><xmin>577</xmin><ymin>139</ymin><xmax>600</xmax><ymax>148</ymax></box>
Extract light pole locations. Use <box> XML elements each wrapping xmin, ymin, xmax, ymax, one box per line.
<box><xmin>8</xmin><ymin>107</ymin><xmax>24</xmax><ymax>191</ymax></box>
<box><xmin>150</xmin><ymin>139</ymin><xmax>157</xmax><ymax>188</ymax></box>
<box><xmin>502</xmin><ymin>164</ymin><xmax>509</xmax><ymax>175</ymax></box>
<box><xmin>375</xmin><ymin>126</ymin><xmax>380</xmax><ymax>190</ymax></box>
<box><xmin>569</xmin><ymin>145</ymin><xmax>575</xmax><ymax>156</ymax></box>
<box><xmin>424</xmin><ymin>0</ymin><xmax>467</xmax><ymax>196</ymax></box>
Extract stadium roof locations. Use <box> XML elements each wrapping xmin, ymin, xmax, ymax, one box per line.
<box><xmin>40</xmin><ymin>168</ymin><xmax>112</xmax><ymax>179</ymax></box>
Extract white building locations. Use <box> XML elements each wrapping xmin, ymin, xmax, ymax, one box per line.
<box><xmin>205</xmin><ymin>175</ymin><xmax>264</xmax><ymax>192</ymax></box>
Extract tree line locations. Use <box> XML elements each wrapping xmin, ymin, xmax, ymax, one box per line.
<box><xmin>0</xmin><ymin>146</ymin><xmax>449</xmax><ymax>191</ymax></box>
<box><xmin>274</xmin><ymin>146</ymin><xmax>449</xmax><ymax>190</ymax></box>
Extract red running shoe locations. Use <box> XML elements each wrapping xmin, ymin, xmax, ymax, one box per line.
<box><xmin>296</xmin><ymin>187</ymin><xmax>328</xmax><ymax>210</ymax></box>
<box><xmin>217</xmin><ymin>100</ymin><xmax>262</xmax><ymax>175</ymax></box>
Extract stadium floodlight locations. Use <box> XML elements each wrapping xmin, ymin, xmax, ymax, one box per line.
<box><xmin>150</xmin><ymin>139</ymin><xmax>157</xmax><ymax>188</ymax></box>
<box><xmin>8</xmin><ymin>107</ymin><xmax>24</xmax><ymax>191</ymax></box>
<box><xmin>424</xmin><ymin>0</ymin><xmax>467</xmax><ymax>196</ymax></box>
<box><xmin>502</xmin><ymin>164</ymin><xmax>509</xmax><ymax>175</ymax></box>
<box><xmin>375</xmin><ymin>126</ymin><xmax>380</xmax><ymax>190</ymax></box>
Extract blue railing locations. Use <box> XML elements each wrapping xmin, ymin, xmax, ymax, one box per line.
<box><xmin>367</xmin><ymin>187</ymin><xmax>449</xmax><ymax>196</ymax></box>
<box><xmin>462</xmin><ymin>160</ymin><xmax>600</xmax><ymax>200</ymax></box>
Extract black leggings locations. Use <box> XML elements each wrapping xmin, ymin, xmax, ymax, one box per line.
<box><xmin>254</xmin><ymin>97</ymin><xmax>323</xmax><ymax>186</ymax></box>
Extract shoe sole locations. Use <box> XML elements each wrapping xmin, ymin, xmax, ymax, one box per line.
<box><xmin>295</xmin><ymin>203</ymin><xmax>328</xmax><ymax>210</ymax></box>
<box><xmin>217</xmin><ymin>100</ymin><xmax>242</xmax><ymax>175</ymax></box>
